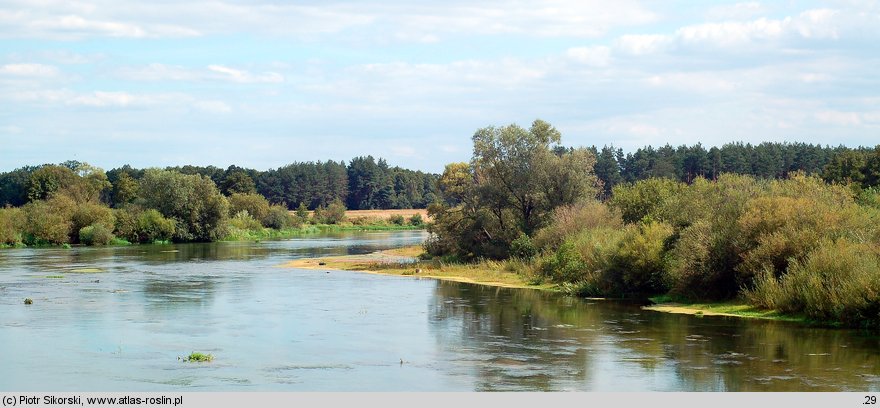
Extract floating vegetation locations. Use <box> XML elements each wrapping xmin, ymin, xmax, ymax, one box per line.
<box><xmin>69</xmin><ymin>268</ymin><xmax>104</xmax><ymax>273</ymax></box>
<box><xmin>44</xmin><ymin>275</ymin><xmax>64</xmax><ymax>279</ymax></box>
<box><xmin>24</xmin><ymin>298</ymin><xmax>33</xmax><ymax>305</ymax></box>
<box><xmin>181</xmin><ymin>352</ymin><xmax>214</xmax><ymax>362</ymax></box>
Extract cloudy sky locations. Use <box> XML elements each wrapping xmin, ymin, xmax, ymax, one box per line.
<box><xmin>1</xmin><ymin>1</ymin><xmax>878</xmax><ymax>173</ymax></box>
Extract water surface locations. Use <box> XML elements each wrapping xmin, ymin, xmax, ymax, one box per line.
<box><xmin>0</xmin><ymin>231</ymin><xmax>877</xmax><ymax>391</ymax></box>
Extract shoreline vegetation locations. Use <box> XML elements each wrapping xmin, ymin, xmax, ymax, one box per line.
<box><xmin>282</xmin><ymin>245</ymin><xmax>813</xmax><ymax>324</ymax></box>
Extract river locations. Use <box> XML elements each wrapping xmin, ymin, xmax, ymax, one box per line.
<box><xmin>0</xmin><ymin>230</ymin><xmax>877</xmax><ymax>391</ymax></box>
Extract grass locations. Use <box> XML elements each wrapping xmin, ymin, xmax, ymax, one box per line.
<box><xmin>183</xmin><ymin>352</ymin><xmax>214</xmax><ymax>362</ymax></box>
<box><xmin>644</xmin><ymin>295</ymin><xmax>812</xmax><ymax>323</ymax></box>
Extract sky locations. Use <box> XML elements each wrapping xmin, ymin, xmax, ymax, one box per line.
<box><xmin>0</xmin><ymin>1</ymin><xmax>878</xmax><ymax>173</ymax></box>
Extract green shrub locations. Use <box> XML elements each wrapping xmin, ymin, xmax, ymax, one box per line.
<box><xmin>263</xmin><ymin>204</ymin><xmax>298</xmax><ymax>229</ymax></box>
<box><xmin>610</xmin><ymin>178</ymin><xmax>683</xmax><ymax>224</ymax></box>
<box><xmin>79</xmin><ymin>224</ymin><xmax>114</xmax><ymax>245</ymax></box>
<box><xmin>747</xmin><ymin>239</ymin><xmax>880</xmax><ymax>327</ymax></box>
<box><xmin>71</xmin><ymin>202</ymin><xmax>115</xmax><ymax>243</ymax></box>
<box><xmin>609</xmin><ymin>222</ymin><xmax>673</xmax><ymax>295</ymax></box>
<box><xmin>137</xmin><ymin>209</ymin><xmax>176</xmax><ymax>243</ymax></box>
<box><xmin>667</xmin><ymin>220</ymin><xmax>739</xmax><ymax>300</ymax></box>
<box><xmin>295</xmin><ymin>202</ymin><xmax>309</xmax><ymax>223</ymax></box>
<box><xmin>408</xmin><ymin>213</ymin><xmax>424</xmax><ymax>226</ymax></box>
<box><xmin>533</xmin><ymin>200</ymin><xmax>622</xmax><ymax>250</ymax></box>
<box><xmin>389</xmin><ymin>214</ymin><xmax>405</xmax><ymax>225</ymax></box>
<box><xmin>228</xmin><ymin>193</ymin><xmax>270</xmax><ymax>224</ymax></box>
<box><xmin>0</xmin><ymin>207</ymin><xmax>25</xmax><ymax>246</ymax></box>
<box><xmin>22</xmin><ymin>196</ymin><xmax>75</xmax><ymax>245</ymax></box>
<box><xmin>313</xmin><ymin>199</ymin><xmax>346</xmax><ymax>224</ymax></box>
<box><xmin>509</xmin><ymin>232</ymin><xmax>537</xmax><ymax>259</ymax></box>
<box><xmin>229</xmin><ymin>211</ymin><xmax>263</xmax><ymax>231</ymax></box>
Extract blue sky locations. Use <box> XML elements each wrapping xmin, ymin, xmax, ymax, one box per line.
<box><xmin>1</xmin><ymin>1</ymin><xmax>878</xmax><ymax>173</ymax></box>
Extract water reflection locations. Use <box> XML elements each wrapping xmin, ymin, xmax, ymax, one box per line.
<box><xmin>1</xmin><ymin>230</ymin><xmax>878</xmax><ymax>391</ymax></box>
<box><xmin>429</xmin><ymin>281</ymin><xmax>880</xmax><ymax>391</ymax></box>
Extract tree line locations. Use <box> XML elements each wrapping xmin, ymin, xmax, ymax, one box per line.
<box><xmin>0</xmin><ymin>157</ymin><xmax>439</xmax><ymax>210</ymax></box>
<box><xmin>591</xmin><ymin>142</ymin><xmax>880</xmax><ymax>199</ymax></box>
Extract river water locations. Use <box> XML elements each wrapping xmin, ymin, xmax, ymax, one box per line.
<box><xmin>0</xmin><ymin>231</ymin><xmax>878</xmax><ymax>391</ymax></box>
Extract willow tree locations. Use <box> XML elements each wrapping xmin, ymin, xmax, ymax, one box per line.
<box><xmin>428</xmin><ymin>119</ymin><xmax>599</xmax><ymax>259</ymax></box>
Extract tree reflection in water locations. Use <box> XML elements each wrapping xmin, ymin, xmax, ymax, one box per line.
<box><xmin>428</xmin><ymin>281</ymin><xmax>880</xmax><ymax>391</ymax></box>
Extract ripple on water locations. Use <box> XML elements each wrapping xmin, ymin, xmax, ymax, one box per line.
<box><xmin>263</xmin><ymin>364</ymin><xmax>354</xmax><ymax>372</ymax></box>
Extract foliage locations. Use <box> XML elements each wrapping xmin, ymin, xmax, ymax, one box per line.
<box><xmin>71</xmin><ymin>203</ymin><xmax>115</xmax><ymax>243</ymax></box>
<box><xmin>184</xmin><ymin>352</ymin><xmax>214</xmax><ymax>362</ymax></box>
<box><xmin>0</xmin><ymin>207</ymin><xmax>25</xmax><ymax>245</ymax></box>
<box><xmin>227</xmin><ymin>193</ymin><xmax>270</xmax><ymax>224</ymax></box>
<box><xmin>746</xmin><ymin>239</ymin><xmax>880</xmax><ymax>327</ymax></box>
<box><xmin>509</xmin><ymin>232</ymin><xmax>537</xmax><ymax>259</ymax></box>
<box><xmin>295</xmin><ymin>202</ymin><xmax>309</xmax><ymax>222</ymax></box>
<box><xmin>229</xmin><ymin>211</ymin><xmax>263</xmax><ymax>231</ymax></box>
<box><xmin>533</xmin><ymin>200</ymin><xmax>622</xmax><ymax>250</ymax></box>
<box><xmin>22</xmin><ymin>196</ymin><xmax>75</xmax><ymax>245</ymax></box>
<box><xmin>79</xmin><ymin>224</ymin><xmax>115</xmax><ymax>246</ymax></box>
<box><xmin>429</xmin><ymin>119</ymin><xmax>599</xmax><ymax>260</ymax></box>
<box><xmin>312</xmin><ymin>198</ymin><xmax>346</xmax><ymax>224</ymax></box>
<box><xmin>608</xmin><ymin>222</ymin><xmax>674</xmax><ymax>295</ymax></box>
<box><xmin>221</xmin><ymin>170</ymin><xmax>256</xmax><ymax>195</ymax></box>
<box><xmin>388</xmin><ymin>214</ymin><xmax>405</xmax><ymax>225</ymax></box>
<box><xmin>609</xmin><ymin>178</ymin><xmax>683</xmax><ymax>224</ymax></box>
<box><xmin>408</xmin><ymin>213</ymin><xmax>424</xmax><ymax>226</ymax></box>
<box><xmin>263</xmin><ymin>204</ymin><xmax>298</xmax><ymax>229</ymax></box>
<box><xmin>138</xmin><ymin>169</ymin><xmax>229</xmax><ymax>242</ymax></box>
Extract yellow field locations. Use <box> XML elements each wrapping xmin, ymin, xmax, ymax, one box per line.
<box><xmin>293</xmin><ymin>208</ymin><xmax>431</xmax><ymax>220</ymax></box>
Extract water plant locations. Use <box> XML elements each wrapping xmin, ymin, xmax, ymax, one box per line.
<box><xmin>183</xmin><ymin>352</ymin><xmax>214</xmax><ymax>362</ymax></box>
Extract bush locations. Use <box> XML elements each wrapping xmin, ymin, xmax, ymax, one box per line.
<box><xmin>389</xmin><ymin>214</ymin><xmax>405</xmax><ymax>225</ymax></box>
<box><xmin>509</xmin><ymin>232</ymin><xmax>537</xmax><ymax>259</ymax></box>
<box><xmin>22</xmin><ymin>196</ymin><xmax>75</xmax><ymax>245</ymax></box>
<box><xmin>610</xmin><ymin>178</ymin><xmax>683</xmax><ymax>224</ymax></box>
<box><xmin>667</xmin><ymin>220</ymin><xmax>739</xmax><ymax>300</ymax></box>
<box><xmin>71</xmin><ymin>202</ymin><xmax>115</xmax><ymax>243</ymax></box>
<box><xmin>137</xmin><ymin>209</ymin><xmax>176</xmax><ymax>243</ymax></box>
<box><xmin>0</xmin><ymin>207</ymin><xmax>24</xmax><ymax>246</ymax></box>
<box><xmin>229</xmin><ymin>211</ymin><xmax>263</xmax><ymax>231</ymax></box>
<box><xmin>79</xmin><ymin>224</ymin><xmax>114</xmax><ymax>245</ymax></box>
<box><xmin>533</xmin><ymin>200</ymin><xmax>622</xmax><ymax>249</ymax></box>
<box><xmin>228</xmin><ymin>193</ymin><xmax>270</xmax><ymax>224</ymax></box>
<box><xmin>609</xmin><ymin>222</ymin><xmax>673</xmax><ymax>295</ymax></box>
<box><xmin>408</xmin><ymin>213</ymin><xmax>424</xmax><ymax>226</ymax></box>
<box><xmin>313</xmin><ymin>199</ymin><xmax>346</xmax><ymax>224</ymax></box>
<box><xmin>538</xmin><ymin>227</ymin><xmax>625</xmax><ymax>293</ymax></box>
<box><xmin>746</xmin><ymin>239</ymin><xmax>880</xmax><ymax>327</ymax></box>
<box><xmin>263</xmin><ymin>204</ymin><xmax>298</xmax><ymax>229</ymax></box>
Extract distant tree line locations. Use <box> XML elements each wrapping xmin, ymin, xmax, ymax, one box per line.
<box><xmin>590</xmin><ymin>142</ymin><xmax>880</xmax><ymax>199</ymax></box>
<box><xmin>0</xmin><ymin>157</ymin><xmax>439</xmax><ymax>210</ymax></box>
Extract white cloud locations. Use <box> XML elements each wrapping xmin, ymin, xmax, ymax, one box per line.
<box><xmin>70</xmin><ymin>91</ymin><xmax>135</xmax><ymax>107</ymax></box>
<box><xmin>207</xmin><ymin>65</ymin><xmax>284</xmax><ymax>84</ymax></box>
<box><xmin>615</xmin><ymin>34</ymin><xmax>671</xmax><ymax>55</ymax></box>
<box><xmin>566</xmin><ymin>46</ymin><xmax>611</xmax><ymax>66</ymax></box>
<box><xmin>706</xmin><ymin>2</ymin><xmax>768</xmax><ymax>21</ymax></box>
<box><xmin>0</xmin><ymin>0</ymin><xmax>656</xmax><ymax>41</ymax></box>
<box><xmin>0</xmin><ymin>63</ymin><xmax>59</xmax><ymax>77</ymax></box>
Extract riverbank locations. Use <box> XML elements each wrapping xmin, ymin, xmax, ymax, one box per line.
<box><xmin>643</xmin><ymin>297</ymin><xmax>811</xmax><ymax>324</ymax></box>
<box><xmin>283</xmin><ymin>245</ymin><xmax>820</xmax><ymax>325</ymax></box>
<box><xmin>281</xmin><ymin>245</ymin><xmax>555</xmax><ymax>291</ymax></box>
